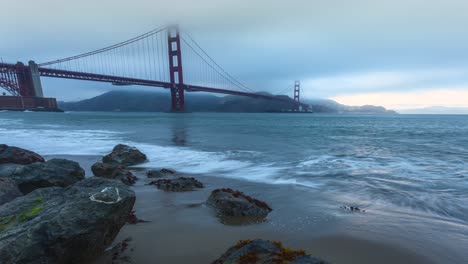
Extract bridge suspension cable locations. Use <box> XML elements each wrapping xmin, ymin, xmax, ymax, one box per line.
<box><xmin>37</xmin><ymin>26</ymin><xmax>171</xmax><ymax>83</ymax></box>
<box><xmin>180</xmin><ymin>31</ymin><xmax>254</xmax><ymax>93</ymax></box>
<box><xmin>37</xmin><ymin>25</ymin><xmax>257</xmax><ymax>95</ymax></box>
<box><xmin>271</xmin><ymin>85</ymin><xmax>293</xmax><ymax>96</ymax></box>
<box><xmin>39</xmin><ymin>26</ymin><xmax>168</xmax><ymax>66</ymax></box>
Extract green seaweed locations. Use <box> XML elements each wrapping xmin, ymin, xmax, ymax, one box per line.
<box><xmin>0</xmin><ymin>215</ymin><xmax>16</xmax><ymax>232</ymax></box>
<box><xmin>18</xmin><ymin>205</ymin><xmax>44</xmax><ymax>223</ymax></box>
<box><xmin>0</xmin><ymin>196</ymin><xmax>45</xmax><ymax>232</ymax></box>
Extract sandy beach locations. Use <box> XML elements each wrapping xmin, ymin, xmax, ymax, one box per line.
<box><xmin>49</xmin><ymin>154</ymin><xmax>442</xmax><ymax>264</ymax></box>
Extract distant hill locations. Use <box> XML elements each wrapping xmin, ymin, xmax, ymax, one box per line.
<box><xmin>58</xmin><ymin>90</ymin><xmax>397</xmax><ymax>114</ymax></box>
<box><xmin>303</xmin><ymin>98</ymin><xmax>397</xmax><ymax>114</ymax></box>
<box><xmin>58</xmin><ymin>90</ymin><xmax>220</xmax><ymax>112</ymax></box>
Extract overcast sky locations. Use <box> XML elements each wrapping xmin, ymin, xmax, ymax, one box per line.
<box><xmin>1</xmin><ymin>0</ymin><xmax>468</xmax><ymax>111</ymax></box>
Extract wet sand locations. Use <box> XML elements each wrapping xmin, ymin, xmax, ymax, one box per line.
<box><xmin>105</xmin><ymin>172</ymin><xmax>436</xmax><ymax>263</ymax></box>
<box><xmin>49</xmin><ymin>155</ymin><xmax>440</xmax><ymax>263</ymax></box>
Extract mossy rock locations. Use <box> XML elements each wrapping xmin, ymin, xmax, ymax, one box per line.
<box><xmin>0</xmin><ymin>177</ymin><xmax>136</xmax><ymax>264</ymax></box>
<box><xmin>0</xmin><ymin>196</ymin><xmax>44</xmax><ymax>231</ymax></box>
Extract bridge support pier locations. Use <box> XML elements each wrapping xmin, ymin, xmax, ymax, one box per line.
<box><xmin>29</xmin><ymin>61</ymin><xmax>44</xmax><ymax>97</ymax></box>
<box><xmin>14</xmin><ymin>61</ymin><xmax>43</xmax><ymax>97</ymax></box>
<box><xmin>1</xmin><ymin>61</ymin><xmax>57</xmax><ymax>111</ymax></box>
<box><xmin>167</xmin><ymin>25</ymin><xmax>185</xmax><ymax>112</ymax></box>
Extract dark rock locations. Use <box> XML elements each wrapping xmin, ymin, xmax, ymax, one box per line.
<box><xmin>0</xmin><ymin>177</ymin><xmax>135</xmax><ymax>264</ymax></box>
<box><xmin>0</xmin><ymin>144</ymin><xmax>45</xmax><ymax>165</ymax></box>
<box><xmin>127</xmin><ymin>210</ymin><xmax>148</xmax><ymax>224</ymax></box>
<box><xmin>91</xmin><ymin>162</ymin><xmax>138</xmax><ymax>186</ymax></box>
<box><xmin>146</xmin><ymin>168</ymin><xmax>176</xmax><ymax>178</ymax></box>
<box><xmin>101</xmin><ymin>237</ymin><xmax>133</xmax><ymax>263</ymax></box>
<box><xmin>0</xmin><ymin>159</ymin><xmax>85</xmax><ymax>194</ymax></box>
<box><xmin>149</xmin><ymin>177</ymin><xmax>203</xmax><ymax>192</ymax></box>
<box><xmin>341</xmin><ymin>205</ymin><xmax>366</xmax><ymax>212</ymax></box>
<box><xmin>207</xmin><ymin>188</ymin><xmax>272</xmax><ymax>221</ymax></box>
<box><xmin>0</xmin><ymin>178</ymin><xmax>22</xmax><ymax>205</ymax></box>
<box><xmin>102</xmin><ymin>144</ymin><xmax>147</xmax><ymax>166</ymax></box>
<box><xmin>212</xmin><ymin>239</ymin><xmax>329</xmax><ymax>264</ymax></box>
<box><xmin>91</xmin><ymin>161</ymin><xmax>120</xmax><ymax>177</ymax></box>
<box><xmin>160</xmin><ymin>168</ymin><xmax>176</xmax><ymax>174</ymax></box>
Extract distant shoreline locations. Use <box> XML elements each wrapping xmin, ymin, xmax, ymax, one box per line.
<box><xmin>57</xmin><ymin>90</ymin><xmax>397</xmax><ymax>114</ymax></box>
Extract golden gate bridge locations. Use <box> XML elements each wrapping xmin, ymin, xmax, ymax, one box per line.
<box><xmin>0</xmin><ymin>25</ymin><xmax>309</xmax><ymax>112</ymax></box>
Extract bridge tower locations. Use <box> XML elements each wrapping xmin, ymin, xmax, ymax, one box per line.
<box><xmin>167</xmin><ymin>25</ymin><xmax>185</xmax><ymax>112</ymax></box>
<box><xmin>293</xmin><ymin>80</ymin><xmax>300</xmax><ymax>112</ymax></box>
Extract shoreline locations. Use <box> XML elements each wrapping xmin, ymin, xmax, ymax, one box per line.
<box><xmin>44</xmin><ymin>154</ymin><xmax>444</xmax><ymax>264</ymax></box>
<box><xmin>111</xmin><ymin>176</ymin><xmax>435</xmax><ymax>264</ymax></box>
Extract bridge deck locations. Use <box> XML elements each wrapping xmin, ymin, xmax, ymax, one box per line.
<box><xmin>38</xmin><ymin>67</ymin><xmax>308</xmax><ymax>107</ymax></box>
<box><xmin>1</xmin><ymin>62</ymin><xmax>308</xmax><ymax>108</ymax></box>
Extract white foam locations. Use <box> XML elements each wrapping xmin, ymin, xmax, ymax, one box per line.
<box><xmin>0</xmin><ymin>121</ymin><xmax>288</xmax><ymax>185</ymax></box>
<box><xmin>136</xmin><ymin>143</ymin><xmax>252</xmax><ymax>174</ymax></box>
<box><xmin>0</xmin><ymin>126</ymin><xmax>124</xmax><ymax>155</ymax></box>
<box><xmin>0</xmin><ymin>118</ymin><xmax>23</xmax><ymax>126</ymax></box>
<box><xmin>132</xmin><ymin>144</ymin><xmax>283</xmax><ymax>181</ymax></box>
<box><xmin>137</xmin><ymin>144</ymin><xmax>324</xmax><ymax>187</ymax></box>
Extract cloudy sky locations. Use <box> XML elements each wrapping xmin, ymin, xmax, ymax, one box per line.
<box><xmin>1</xmin><ymin>0</ymin><xmax>468</xmax><ymax>111</ymax></box>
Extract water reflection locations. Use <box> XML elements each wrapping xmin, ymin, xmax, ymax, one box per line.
<box><xmin>172</xmin><ymin>126</ymin><xmax>187</xmax><ymax>146</ymax></box>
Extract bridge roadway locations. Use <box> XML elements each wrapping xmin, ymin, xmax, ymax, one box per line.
<box><xmin>1</xmin><ymin>62</ymin><xmax>309</xmax><ymax>109</ymax></box>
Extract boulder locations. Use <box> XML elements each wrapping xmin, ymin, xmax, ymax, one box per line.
<box><xmin>0</xmin><ymin>178</ymin><xmax>22</xmax><ymax>206</ymax></box>
<box><xmin>102</xmin><ymin>144</ymin><xmax>147</xmax><ymax>166</ymax></box>
<box><xmin>91</xmin><ymin>162</ymin><xmax>138</xmax><ymax>186</ymax></box>
<box><xmin>0</xmin><ymin>144</ymin><xmax>44</xmax><ymax>165</ymax></box>
<box><xmin>149</xmin><ymin>177</ymin><xmax>203</xmax><ymax>192</ymax></box>
<box><xmin>0</xmin><ymin>159</ymin><xmax>85</xmax><ymax>194</ymax></box>
<box><xmin>212</xmin><ymin>239</ymin><xmax>329</xmax><ymax>264</ymax></box>
<box><xmin>0</xmin><ymin>177</ymin><xmax>135</xmax><ymax>264</ymax></box>
<box><xmin>207</xmin><ymin>188</ymin><xmax>272</xmax><ymax>221</ymax></box>
<box><xmin>146</xmin><ymin>168</ymin><xmax>176</xmax><ymax>178</ymax></box>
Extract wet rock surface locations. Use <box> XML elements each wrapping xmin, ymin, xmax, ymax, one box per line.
<box><xmin>149</xmin><ymin>177</ymin><xmax>204</xmax><ymax>192</ymax></box>
<box><xmin>102</xmin><ymin>237</ymin><xmax>134</xmax><ymax>264</ymax></box>
<box><xmin>127</xmin><ymin>210</ymin><xmax>148</xmax><ymax>224</ymax></box>
<box><xmin>146</xmin><ymin>168</ymin><xmax>176</xmax><ymax>178</ymax></box>
<box><xmin>0</xmin><ymin>144</ymin><xmax>45</xmax><ymax>165</ymax></box>
<box><xmin>92</xmin><ymin>162</ymin><xmax>138</xmax><ymax>186</ymax></box>
<box><xmin>0</xmin><ymin>178</ymin><xmax>22</xmax><ymax>206</ymax></box>
<box><xmin>0</xmin><ymin>177</ymin><xmax>135</xmax><ymax>264</ymax></box>
<box><xmin>207</xmin><ymin>188</ymin><xmax>272</xmax><ymax>221</ymax></box>
<box><xmin>0</xmin><ymin>158</ymin><xmax>85</xmax><ymax>194</ymax></box>
<box><xmin>102</xmin><ymin>144</ymin><xmax>147</xmax><ymax>166</ymax></box>
<box><xmin>212</xmin><ymin>239</ymin><xmax>329</xmax><ymax>264</ymax></box>
<box><xmin>341</xmin><ymin>205</ymin><xmax>366</xmax><ymax>212</ymax></box>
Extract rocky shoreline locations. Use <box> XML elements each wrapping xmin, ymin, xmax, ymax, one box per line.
<box><xmin>0</xmin><ymin>144</ymin><xmax>330</xmax><ymax>264</ymax></box>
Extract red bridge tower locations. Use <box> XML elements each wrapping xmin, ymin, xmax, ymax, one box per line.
<box><xmin>293</xmin><ymin>80</ymin><xmax>300</xmax><ymax>112</ymax></box>
<box><xmin>167</xmin><ymin>25</ymin><xmax>185</xmax><ymax>112</ymax></box>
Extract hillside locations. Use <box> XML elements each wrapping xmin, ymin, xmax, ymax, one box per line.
<box><xmin>58</xmin><ymin>90</ymin><xmax>397</xmax><ymax>114</ymax></box>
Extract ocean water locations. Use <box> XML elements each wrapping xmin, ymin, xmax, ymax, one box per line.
<box><xmin>1</xmin><ymin>111</ymin><xmax>468</xmax><ymax>260</ymax></box>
